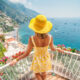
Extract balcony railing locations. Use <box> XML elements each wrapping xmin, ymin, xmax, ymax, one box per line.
<box><xmin>0</xmin><ymin>49</ymin><xmax>80</xmax><ymax>80</ymax></box>
<box><xmin>51</xmin><ymin>49</ymin><xmax>80</xmax><ymax>80</ymax></box>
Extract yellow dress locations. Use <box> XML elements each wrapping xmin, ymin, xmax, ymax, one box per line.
<box><xmin>30</xmin><ymin>35</ymin><xmax>52</xmax><ymax>73</ymax></box>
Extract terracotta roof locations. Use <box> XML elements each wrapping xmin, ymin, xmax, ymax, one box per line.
<box><xmin>6</xmin><ymin>38</ymin><xmax>15</xmax><ymax>42</ymax></box>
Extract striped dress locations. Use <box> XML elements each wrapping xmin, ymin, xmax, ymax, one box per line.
<box><xmin>30</xmin><ymin>35</ymin><xmax>52</xmax><ymax>73</ymax></box>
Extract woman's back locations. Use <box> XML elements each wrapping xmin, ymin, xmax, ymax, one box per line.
<box><xmin>32</xmin><ymin>34</ymin><xmax>51</xmax><ymax>47</ymax></box>
<box><xmin>30</xmin><ymin>34</ymin><xmax>52</xmax><ymax>73</ymax></box>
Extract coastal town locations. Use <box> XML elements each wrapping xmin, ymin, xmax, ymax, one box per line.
<box><xmin>0</xmin><ymin>10</ymin><xmax>27</xmax><ymax>60</ymax></box>
<box><xmin>0</xmin><ymin>11</ymin><xmax>19</xmax><ymax>33</ymax></box>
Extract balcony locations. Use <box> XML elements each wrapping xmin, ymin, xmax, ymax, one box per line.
<box><xmin>0</xmin><ymin>49</ymin><xmax>80</xmax><ymax>80</ymax></box>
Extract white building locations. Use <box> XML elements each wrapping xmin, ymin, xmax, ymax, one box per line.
<box><xmin>0</xmin><ymin>28</ymin><xmax>3</xmax><ymax>34</ymax></box>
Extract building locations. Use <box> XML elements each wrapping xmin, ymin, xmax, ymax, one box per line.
<box><xmin>0</xmin><ymin>28</ymin><xmax>3</xmax><ymax>34</ymax></box>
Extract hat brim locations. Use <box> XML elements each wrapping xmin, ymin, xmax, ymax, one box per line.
<box><xmin>29</xmin><ymin>18</ymin><xmax>52</xmax><ymax>34</ymax></box>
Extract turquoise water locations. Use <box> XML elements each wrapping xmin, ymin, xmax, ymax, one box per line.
<box><xmin>19</xmin><ymin>18</ymin><xmax>80</xmax><ymax>50</ymax></box>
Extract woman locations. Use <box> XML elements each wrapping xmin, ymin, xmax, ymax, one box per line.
<box><xmin>11</xmin><ymin>15</ymin><xmax>64</xmax><ymax>80</ymax></box>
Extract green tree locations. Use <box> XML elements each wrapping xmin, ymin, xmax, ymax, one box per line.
<box><xmin>0</xmin><ymin>42</ymin><xmax>6</xmax><ymax>59</ymax></box>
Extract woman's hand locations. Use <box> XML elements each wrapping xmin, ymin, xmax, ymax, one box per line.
<box><xmin>56</xmin><ymin>48</ymin><xmax>64</xmax><ymax>53</ymax></box>
<box><xmin>10</xmin><ymin>59</ymin><xmax>17</xmax><ymax>66</ymax></box>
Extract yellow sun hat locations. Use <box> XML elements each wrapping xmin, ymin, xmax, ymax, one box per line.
<box><xmin>29</xmin><ymin>15</ymin><xmax>53</xmax><ymax>33</ymax></box>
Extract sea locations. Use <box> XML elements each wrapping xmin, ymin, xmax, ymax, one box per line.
<box><xmin>18</xmin><ymin>18</ymin><xmax>80</xmax><ymax>50</ymax></box>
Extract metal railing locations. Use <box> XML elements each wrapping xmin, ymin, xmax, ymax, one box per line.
<box><xmin>0</xmin><ymin>51</ymin><xmax>34</xmax><ymax>80</ymax></box>
<box><xmin>52</xmin><ymin>50</ymin><xmax>80</xmax><ymax>80</ymax></box>
<box><xmin>0</xmin><ymin>49</ymin><xmax>80</xmax><ymax>80</ymax></box>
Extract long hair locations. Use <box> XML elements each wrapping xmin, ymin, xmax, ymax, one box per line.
<box><xmin>37</xmin><ymin>33</ymin><xmax>48</xmax><ymax>39</ymax></box>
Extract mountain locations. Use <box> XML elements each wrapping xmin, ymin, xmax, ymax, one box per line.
<box><xmin>0</xmin><ymin>0</ymin><xmax>39</xmax><ymax>24</ymax></box>
<box><xmin>6</xmin><ymin>1</ymin><xmax>38</xmax><ymax>17</ymax></box>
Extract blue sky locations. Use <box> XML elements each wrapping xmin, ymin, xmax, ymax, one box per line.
<box><xmin>9</xmin><ymin>0</ymin><xmax>80</xmax><ymax>18</ymax></box>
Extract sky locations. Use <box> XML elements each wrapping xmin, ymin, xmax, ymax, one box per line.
<box><xmin>9</xmin><ymin>0</ymin><xmax>80</xmax><ymax>18</ymax></box>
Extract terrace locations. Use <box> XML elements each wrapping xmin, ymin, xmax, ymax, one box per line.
<box><xmin>0</xmin><ymin>42</ymin><xmax>80</xmax><ymax>80</ymax></box>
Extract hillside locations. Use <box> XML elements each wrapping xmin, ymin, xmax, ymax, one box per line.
<box><xmin>0</xmin><ymin>0</ymin><xmax>38</xmax><ymax>24</ymax></box>
<box><xmin>0</xmin><ymin>11</ymin><xmax>19</xmax><ymax>33</ymax></box>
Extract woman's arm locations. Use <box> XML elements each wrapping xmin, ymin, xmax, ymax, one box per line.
<box><xmin>16</xmin><ymin>37</ymin><xmax>33</xmax><ymax>61</ymax></box>
<box><xmin>49</xmin><ymin>36</ymin><xmax>64</xmax><ymax>53</ymax></box>
<box><xmin>49</xmin><ymin>36</ymin><xmax>56</xmax><ymax>51</ymax></box>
